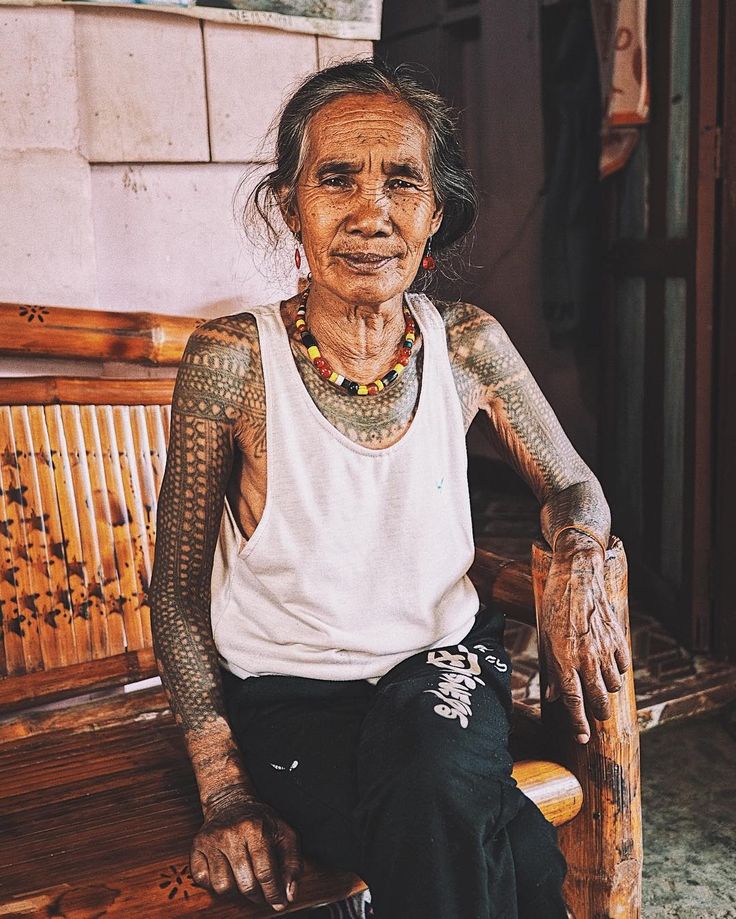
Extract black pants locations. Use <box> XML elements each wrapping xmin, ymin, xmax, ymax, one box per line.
<box><xmin>221</xmin><ymin>606</ymin><xmax>568</xmax><ymax>919</ymax></box>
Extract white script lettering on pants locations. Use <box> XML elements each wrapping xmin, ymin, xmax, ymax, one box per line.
<box><xmin>424</xmin><ymin>644</ymin><xmax>485</xmax><ymax>728</ymax></box>
<box><xmin>472</xmin><ymin>643</ymin><xmax>509</xmax><ymax>673</ymax></box>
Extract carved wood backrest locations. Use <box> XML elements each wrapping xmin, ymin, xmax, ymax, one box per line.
<box><xmin>0</xmin><ymin>382</ymin><xmax>176</xmax><ymax>711</ymax></box>
<box><xmin>0</xmin><ymin>302</ymin><xmax>198</xmax><ymax>712</ymax></box>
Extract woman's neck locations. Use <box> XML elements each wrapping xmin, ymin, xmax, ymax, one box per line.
<box><xmin>301</xmin><ymin>285</ymin><xmax>409</xmax><ymax>382</ymax></box>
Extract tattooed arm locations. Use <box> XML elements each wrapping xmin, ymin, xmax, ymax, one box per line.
<box><xmin>444</xmin><ymin>302</ymin><xmax>630</xmax><ymax>742</ymax></box>
<box><xmin>149</xmin><ymin>316</ymin><xmax>301</xmax><ymax>910</ymax></box>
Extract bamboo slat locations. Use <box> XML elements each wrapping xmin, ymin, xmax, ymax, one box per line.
<box><xmin>97</xmin><ymin>406</ymin><xmax>144</xmax><ymax>652</ymax></box>
<box><xmin>3</xmin><ymin>856</ymin><xmax>366</xmax><ymax>919</ymax></box>
<box><xmin>62</xmin><ymin>405</ymin><xmax>111</xmax><ymax>660</ymax></box>
<box><xmin>0</xmin><ymin>377</ymin><xmax>176</xmax><ymax>406</ymax></box>
<box><xmin>0</xmin><ymin>302</ymin><xmax>200</xmax><ymax>365</ymax></box>
<box><xmin>45</xmin><ymin>404</ymin><xmax>92</xmax><ymax>664</ymax></box>
<box><xmin>532</xmin><ymin>537</ymin><xmax>643</xmax><ymax>919</ymax></box>
<box><xmin>26</xmin><ymin>406</ymin><xmax>77</xmax><ymax>669</ymax></box>
<box><xmin>113</xmin><ymin>406</ymin><xmax>154</xmax><ymax>650</ymax></box>
<box><xmin>5</xmin><ymin>408</ymin><xmax>44</xmax><ymax>673</ymax></box>
<box><xmin>0</xmin><ymin>685</ymin><xmax>168</xmax><ymax>743</ymax></box>
<box><xmin>129</xmin><ymin>406</ymin><xmax>158</xmax><ymax>645</ymax></box>
<box><xmin>0</xmin><ymin>406</ymin><xmax>23</xmax><ymax>677</ymax></box>
<box><xmin>0</xmin><ymin>648</ymin><xmax>157</xmax><ymax>713</ymax></box>
<box><xmin>80</xmin><ymin>406</ymin><xmax>126</xmax><ymax>657</ymax></box>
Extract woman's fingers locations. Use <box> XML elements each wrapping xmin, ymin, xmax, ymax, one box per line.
<box><xmin>600</xmin><ymin>652</ymin><xmax>624</xmax><ymax>693</ymax></box>
<box><xmin>276</xmin><ymin>823</ymin><xmax>303</xmax><ymax>903</ymax></box>
<box><xmin>250</xmin><ymin>837</ymin><xmax>289</xmax><ymax>911</ymax></box>
<box><xmin>204</xmin><ymin>846</ymin><xmax>238</xmax><ymax>896</ymax></box>
<box><xmin>190</xmin><ymin>846</ymin><xmax>210</xmax><ymax>889</ymax></box>
<box><xmin>579</xmin><ymin>659</ymin><xmax>611</xmax><ymax>722</ymax></box>
<box><xmin>614</xmin><ymin>633</ymin><xmax>632</xmax><ymax>674</ymax></box>
<box><xmin>557</xmin><ymin>669</ymin><xmax>590</xmax><ymax>743</ymax></box>
<box><xmin>229</xmin><ymin>847</ymin><xmax>262</xmax><ymax>902</ymax></box>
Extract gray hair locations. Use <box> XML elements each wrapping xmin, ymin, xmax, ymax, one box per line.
<box><xmin>241</xmin><ymin>58</ymin><xmax>478</xmax><ymax>259</ymax></box>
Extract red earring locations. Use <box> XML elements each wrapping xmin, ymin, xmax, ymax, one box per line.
<box><xmin>294</xmin><ymin>233</ymin><xmax>302</xmax><ymax>270</ymax></box>
<box><xmin>422</xmin><ymin>237</ymin><xmax>436</xmax><ymax>271</ymax></box>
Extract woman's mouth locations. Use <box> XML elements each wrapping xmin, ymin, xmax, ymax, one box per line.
<box><xmin>338</xmin><ymin>253</ymin><xmax>396</xmax><ymax>272</ymax></box>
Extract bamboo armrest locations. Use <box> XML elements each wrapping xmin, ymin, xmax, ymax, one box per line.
<box><xmin>532</xmin><ymin>536</ymin><xmax>642</xmax><ymax>917</ymax></box>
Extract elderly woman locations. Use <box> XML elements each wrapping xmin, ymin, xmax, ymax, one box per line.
<box><xmin>150</xmin><ymin>58</ymin><xmax>630</xmax><ymax>919</ymax></box>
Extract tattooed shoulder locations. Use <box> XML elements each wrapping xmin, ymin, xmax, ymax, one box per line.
<box><xmin>434</xmin><ymin>299</ymin><xmax>513</xmax><ymax>431</ymax></box>
<box><xmin>173</xmin><ymin>312</ymin><xmax>265</xmax><ymax>435</ymax></box>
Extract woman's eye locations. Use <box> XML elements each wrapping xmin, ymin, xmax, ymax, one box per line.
<box><xmin>322</xmin><ymin>176</ymin><xmax>349</xmax><ymax>187</ymax></box>
<box><xmin>388</xmin><ymin>179</ymin><xmax>417</xmax><ymax>190</ymax></box>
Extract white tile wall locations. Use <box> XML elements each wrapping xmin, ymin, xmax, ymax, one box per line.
<box><xmin>204</xmin><ymin>24</ymin><xmax>318</xmax><ymax>162</ymax></box>
<box><xmin>75</xmin><ymin>9</ymin><xmax>209</xmax><ymax>163</ymax></box>
<box><xmin>0</xmin><ymin>7</ymin><xmax>79</xmax><ymax>151</ymax></box>
<box><xmin>0</xmin><ymin>9</ymin><xmax>354</xmax><ymax>317</ymax></box>
<box><xmin>316</xmin><ymin>37</ymin><xmax>373</xmax><ymax>67</ymax></box>
<box><xmin>0</xmin><ymin>150</ymin><xmax>97</xmax><ymax>307</ymax></box>
<box><xmin>91</xmin><ymin>163</ymin><xmax>295</xmax><ymax>315</ymax></box>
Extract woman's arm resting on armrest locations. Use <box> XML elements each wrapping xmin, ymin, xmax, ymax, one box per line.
<box><xmin>149</xmin><ymin>318</ymin><xmax>301</xmax><ymax>909</ymax></box>
<box><xmin>446</xmin><ymin>303</ymin><xmax>631</xmax><ymax>742</ymax></box>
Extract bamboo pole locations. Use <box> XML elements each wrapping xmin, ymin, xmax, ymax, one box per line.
<box><xmin>531</xmin><ymin>536</ymin><xmax>642</xmax><ymax>919</ymax></box>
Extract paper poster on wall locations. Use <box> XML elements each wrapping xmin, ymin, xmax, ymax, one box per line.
<box><xmin>2</xmin><ymin>0</ymin><xmax>383</xmax><ymax>39</ymax></box>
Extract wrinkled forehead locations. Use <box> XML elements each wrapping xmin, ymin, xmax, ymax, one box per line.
<box><xmin>301</xmin><ymin>93</ymin><xmax>432</xmax><ymax>174</ymax></box>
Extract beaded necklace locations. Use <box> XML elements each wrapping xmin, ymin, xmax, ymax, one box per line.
<box><xmin>295</xmin><ymin>287</ymin><xmax>416</xmax><ymax>396</ymax></box>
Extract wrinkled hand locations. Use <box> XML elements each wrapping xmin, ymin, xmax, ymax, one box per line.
<box><xmin>539</xmin><ymin>532</ymin><xmax>631</xmax><ymax>744</ymax></box>
<box><xmin>190</xmin><ymin>785</ymin><xmax>303</xmax><ymax>911</ymax></box>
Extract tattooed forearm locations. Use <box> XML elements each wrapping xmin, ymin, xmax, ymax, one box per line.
<box><xmin>441</xmin><ymin>301</ymin><xmax>610</xmax><ymax>551</ymax></box>
<box><xmin>149</xmin><ymin>314</ymin><xmax>262</xmax><ymax>800</ymax></box>
<box><xmin>539</xmin><ymin>481</ymin><xmax>610</xmax><ymax>554</ymax></box>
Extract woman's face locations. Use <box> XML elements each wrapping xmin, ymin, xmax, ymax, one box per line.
<box><xmin>288</xmin><ymin>93</ymin><xmax>444</xmax><ymax>308</ymax></box>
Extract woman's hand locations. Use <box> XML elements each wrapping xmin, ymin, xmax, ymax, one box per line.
<box><xmin>190</xmin><ymin>785</ymin><xmax>303</xmax><ymax>911</ymax></box>
<box><xmin>538</xmin><ymin>531</ymin><xmax>632</xmax><ymax>744</ymax></box>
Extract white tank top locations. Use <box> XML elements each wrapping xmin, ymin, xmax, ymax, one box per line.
<box><xmin>211</xmin><ymin>293</ymin><xmax>480</xmax><ymax>682</ymax></box>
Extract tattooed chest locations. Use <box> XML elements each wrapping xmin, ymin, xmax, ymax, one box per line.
<box><xmin>290</xmin><ymin>344</ymin><xmax>423</xmax><ymax>450</ymax></box>
<box><xmin>235</xmin><ymin>350</ymin><xmax>423</xmax><ymax>458</ymax></box>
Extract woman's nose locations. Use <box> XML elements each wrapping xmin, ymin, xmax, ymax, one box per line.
<box><xmin>345</xmin><ymin>186</ymin><xmax>392</xmax><ymax>235</ymax></box>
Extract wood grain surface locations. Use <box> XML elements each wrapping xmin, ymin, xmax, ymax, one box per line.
<box><xmin>0</xmin><ymin>302</ymin><xmax>199</xmax><ymax>365</ymax></box>
<box><xmin>533</xmin><ymin>537</ymin><xmax>643</xmax><ymax>919</ymax></box>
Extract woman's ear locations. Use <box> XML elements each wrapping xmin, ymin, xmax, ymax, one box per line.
<box><xmin>276</xmin><ymin>184</ymin><xmax>300</xmax><ymax>237</ymax></box>
<box><xmin>430</xmin><ymin>204</ymin><xmax>444</xmax><ymax>238</ymax></box>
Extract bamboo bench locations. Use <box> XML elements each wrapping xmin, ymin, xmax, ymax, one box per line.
<box><xmin>0</xmin><ymin>302</ymin><xmax>642</xmax><ymax>918</ymax></box>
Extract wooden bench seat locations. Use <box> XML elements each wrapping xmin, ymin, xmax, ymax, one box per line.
<box><xmin>0</xmin><ymin>687</ymin><xmax>582</xmax><ymax>918</ymax></box>
<box><xmin>0</xmin><ymin>301</ymin><xmax>642</xmax><ymax>918</ymax></box>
